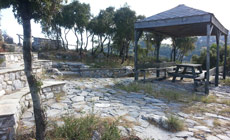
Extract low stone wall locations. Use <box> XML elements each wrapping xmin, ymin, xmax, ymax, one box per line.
<box><xmin>62</xmin><ymin>68</ymin><xmax>134</xmax><ymax>78</ymax></box>
<box><xmin>0</xmin><ymin>52</ymin><xmax>38</xmax><ymax>68</ymax></box>
<box><xmin>0</xmin><ymin>67</ymin><xmax>42</xmax><ymax>96</ymax></box>
<box><xmin>0</xmin><ymin>81</ymin><xmax>65</xmax><ymax>140</ymax></box>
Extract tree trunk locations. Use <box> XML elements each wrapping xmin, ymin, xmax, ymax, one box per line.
<box><xmin>125</xmin><ymin>41</ymin><xmax>130</xmax><ymax>60</ymax></box>
<box><xmin>80</xmin><ymin>32</ymin><xmax>83</xmax><ymax>55</ymax></box>
<box><xmin>107</xmin><ymin>38</ymin><xmax>111</xmax><ymax>58</ymax></box>
<box><xmin>54</xmin><ymin>26</ymin><xmax>60</xmax><ymax>50</ymax></box>
<box><xmin>64</xmin><ymin>29</ymin><xmax>70</xmax><ymax>50</ymax></box>
<box><xmin>84</xmin><ymin>31</ymin><xmax>91</xmax><ymax>51</ymax></box>
<box><xmin>91</xmin><ymin>34</ymin><xmax>95</xmax><ymax>55</ymax></box>
<box><xmin>22</xmin><ymin>18</ymin><xmax>46</xmax><ymax>140</ymax></box>
<box><xmin>59</xmin><ymin>29</ymin><xmax>66</xmax><ymax>51</ymax></box>
<box><xmin>121</xmin><ymin>42</ymin><xmax>125</xmax><ymax>64</ymax></box>
<box><xmin>73</xmin><ymin>29</ymin><xmax>79</xmax><ymax>52</ymax></box>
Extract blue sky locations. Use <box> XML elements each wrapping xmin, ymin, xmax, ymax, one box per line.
<box><xmin>1</xmin><ymin>0</ymin><xmax>229</xmax><ymax>46</ymax></box>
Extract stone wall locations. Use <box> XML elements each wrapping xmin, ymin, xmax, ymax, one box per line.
<box><xmin>0</xmin><ymin>67</ymin><xmax>42</xmax><ymax>96</ymax></box>
<box><xmin>0</xmin><ymin>52</ymin><xmax>38</xmax><ymax>68</ymax></box>
<box><xmin>0</xmin><ymin>81</ymin><xmax>65</xmax><ymax>140</ymax></box>
<box><xmin>63</xmin><ymin>68</ymin><xmax>134</xmax><ymax>78</ymax></box>
<box><xmin>52</xmin><ymin>62</ymin><xmax>134</xmax><ymax>78</ymax></box>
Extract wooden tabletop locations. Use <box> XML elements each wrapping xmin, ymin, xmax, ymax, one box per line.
<box><xmin>176</xmin><ymin>63</ymin><xmax>202</xmax><ymax>67</ymax></box>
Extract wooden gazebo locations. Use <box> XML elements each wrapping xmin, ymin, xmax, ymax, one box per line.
<box><xmin>134</xmin><ymin>4</ymin><xmax>229</xmax><ymax>94</ymax></box>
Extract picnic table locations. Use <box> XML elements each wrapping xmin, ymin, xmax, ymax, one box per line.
<box><xmin>169</xmin><ymin>63</ymin><xmax>203</xmax><ymax>83</ymax></box>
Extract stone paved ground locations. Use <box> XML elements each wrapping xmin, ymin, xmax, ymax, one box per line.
<box><xmin>18</xmin><ymin>78</ymin><xmax>230</xmax><ymax>140</ymax></box>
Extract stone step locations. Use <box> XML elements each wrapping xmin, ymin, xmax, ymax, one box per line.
<box><xmin>0</xmin><ymin>60</ymin><xmax>52</xmax><ymax>97</ymax></box>
<box><xmin>0</xmin><ymin>80</ymin><xmax>66</xmax><ymax>140</ymax></box>
<box><xmin>52</xmin><ymin>61</ymin><xmax>89</xmax><ymax>70</ymax></box>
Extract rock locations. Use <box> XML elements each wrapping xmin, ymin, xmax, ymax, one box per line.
<box><xmin>95</xmin><ymin>103</ymin><xmax>110</xmax><ymax>108</ymax></box>
<box><xmin>12</xmin><ymin>80</ymin><xmax>23</xmax><ymax>90</ymax></box>
<box><xmin>186</xmin><ymin>137</ymin><xmax>201</xmax><ymax>140</ymax></box>
<box><xmin>21</xmin><ymin>111</ymin><xmax>33</xmax><ymax>119</ymax></box>
<box><xmin>46</xmin><ymin>109</ymin><xmax>63</xmax><ymax>118</ymax></box>
<box><xmin>138</xmin><ymin>119</ymin><xmax>149</xmax><ymax>128</ymax></box>
<box><xmin>216</xmin><ymin>135</ymin><xmax>230</xmax><ymax>140</ymax></box>
<box><xmin>117</xmin><ymin>126</ymin><xmax>129</xmax><ymax>136</ymax></box>
<box><xmin>129</xmin><ymin>111</ymin><xmax>140</xmax><ymax>118</ymax></box>
<box><xmin>178</xmin><ymin>112</ymin><xmax>189</xmax><ymax>118</ymax></box>
<box><xmin>42</xmin><ymin>87</ymin><xmax>52</xmax><ymax>93</ymax></box>
<box><xmin>170</xmin><ymin>138</ymin><xmax>184</xmax><ymax>140</ymax></box>
<box><xmin>46</xmin><ymin>92</ymin><xmax>54</xmax><ymax>99</ymax></box>
<box><xmin>89</xmin><ymin>97</ymin><xmax>100</xmax><ymax>102</ymax></box>
<box><xmin>193</xmin><ymin>126</ymin><xmax>211</xmax><ymax>133</ymax></box>
<box><xmin>206</xmin><ymin>135</ymin><xmax>220</xmax><ymax>140</ymax></box>
<box><xmin>9</xmin><ymin>73</ymin><xmax>15</xmax><ymax>80</ymax></box>
<box><xmin>51</xmin><ymin>68</ymin><xmax>63</xmax><ymax>76</ymax></box>
<box><xmin>115</xmin><ymin>110</ymin><xmax>128</xmax><ymax>116</ymax></box>
<box><xmin>50</xmin><ymin>103</ymin><xmax>68</xmax><ymax>110</ymax></box>
<box><xmin>185</xmin><ymin>119</ymin><xmax>198</xmax><ymax>127</ymax></box>
<box><xmin>108</xmin><ymin>89</ymin><xmax>117</xmax><ymax>94</ymax></box>
<box><xmin>124</xmin><ymin>115</ymin><xmax>136</xmax><ymax>122</ymax></box>
<box><xmin>142</xmin><ymin>114</ymin><xmax>168</xmax><ymax>129</ymax></box>
<box><xmin>92</xmin><ymin>130</ymin><xmax>101</xmax><ymax>140</ymax></box>
<box><xmin>0</xmin><ymin>90</ymin><xmax>5</xmax><ymax>97</ymax></box>
<box><xmin>176</xmin><ymin>131</ymin><xmax>193</xmax><ymax>138</ymax></box>
<box><xmin>72</xmin><ymin>96</ymin><xmax>85</xmax><ymax>102</ymax></box>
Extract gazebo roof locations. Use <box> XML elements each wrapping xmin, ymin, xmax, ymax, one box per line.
<box><xmin>135</xmin><ymin>4</ymin><xmax>228</xmax><ymax>37</ymax></box>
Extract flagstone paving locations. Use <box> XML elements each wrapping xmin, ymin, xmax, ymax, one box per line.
<box><xmin>19</xmin><ymin>78</ymin><xmax>230</xmax><ymax>140</ymax></box>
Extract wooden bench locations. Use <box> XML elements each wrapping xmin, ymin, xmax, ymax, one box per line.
<box><xmin>194</xmin><ymin>66</ymin><xmax>224</xmax><ymax>88</ymax></box>
<box><xmin>137</xmin><ymin>62</ymin><xmax>176</xmax><ymax>82</ymax></box>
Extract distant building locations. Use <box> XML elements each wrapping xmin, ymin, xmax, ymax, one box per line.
<box><xmin>32</xmin><ymin>37</ymin><xmax>61</xmax><ymax>51</ymax></box>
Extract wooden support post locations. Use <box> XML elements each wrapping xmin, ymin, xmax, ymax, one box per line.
<box><xmin>205</xmin><ymin>24</ymin><xmax>213</xmax><ymax>94</ymax></box>
<box><xmin>134</xmin><ymin>30</ymin><xmax>142</xmax><ymax>81</ymax></box>
<box><xmin>173</xmin><ymin>42</ymin><xmax>176</xmax><ymax>62</ymax></box>
<box><xmin>223</xmin><ymin>35</ymin><xmax>228</xmax><ymax>79</ymax></box>
<box><xmin>215</xmin><ymin>31</ymin><xmax>220</xmax><ymax>86</ymax></box>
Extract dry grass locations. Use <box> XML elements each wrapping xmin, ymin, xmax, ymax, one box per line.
<box><xmin>213</xmin><ymin>119</ymin><xmax>221</xmax><ymax>127</ymax></box>
<box><xmin>46</xmin><ymin>115</ymin><xmax>121</xmax><ymax>140</ymax></box>
<box><xmin>200</xmin><ymin>95</ymin><xmax>217</xmax><ymax>103</ymax></box>
<box><xmin>166</xmin><ymin>115</ymin><xmax>185</xmax><ymax>132</ymax></box>
<box><xmin>54</xmin><ymin>91</ymin><xmax>66</xmax><ymax>102</ymax></box>
<box><xmin>115</xmin><ymin>82</ymin><xmax>206</xmax><ymax>103</ymax></box>
<box><xmin>219</xmin><ymin>99</ymin><xmax>230</xmax><ymax>105</ymax></box>
<box><xmin>219</xmin><ymin>107</ymin><xmax>230</xmax><ymax>115</ymax></box>
<box><xmin>221</xmin><ymin>78</ymin><xmax>230</xmax><ymax>86</ymax></box>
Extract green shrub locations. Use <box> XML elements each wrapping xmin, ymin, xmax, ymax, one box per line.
<box><xmin>166</xmin><ymin>115</ymin><xmax>184</xmax><ymax>132</ymax></box>
<box><xmin>47</xmin><ymin>115</ymin><xmax>121</xmax><ymax>140</ymax></box>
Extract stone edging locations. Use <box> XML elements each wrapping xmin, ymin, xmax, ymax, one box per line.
<box><xmin>0</xmin><ymin>81</ymin><xmax>65</xmax><ymax>140</ymax></box>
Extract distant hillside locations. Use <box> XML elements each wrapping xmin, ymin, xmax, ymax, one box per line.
<box><xmin>138</xmin><ymin>33</ymin><xmax>230</xmax><ymax>62</ymax></box>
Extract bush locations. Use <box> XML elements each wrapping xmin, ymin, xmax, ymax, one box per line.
<box><xmin>47</xmin><ymin>115</ymin><xmax>121</xmax><ymax>140</ymax></box>
<box><xmin>166</xmin><ymin>115</ymin><xmax>184</xmax><ymax>132</ymax></box>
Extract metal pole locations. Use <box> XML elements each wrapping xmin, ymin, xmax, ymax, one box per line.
<box><xmin>215</xmin><ymin>31</ymin><xmax>220</xmax><ymax>86</ymax></box>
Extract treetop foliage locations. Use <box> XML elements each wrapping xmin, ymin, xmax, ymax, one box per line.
<box><xmin>0</xmin><ymin>0</ymin><xmax>65</xmax><ymax>23</ymax></box>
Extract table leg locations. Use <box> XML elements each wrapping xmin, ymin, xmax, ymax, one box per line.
<box><xmin>180</xmin><ymin>67</ymin><xmax>187</xmax><ymax>80</ymax></box>
<box><xmin>172</xmin><ymin>66</ymin><xmax>179</xmax><ymax>82</ymax></box>
<box><xmin>198</xmin><ymin>66</ymin><xmax>203</xmax><ymax>74</ymax></box>
<box><xmin>143</xmin><ymin>71</ymin><xmax>146</xmax><ymax>83</ymax></box>
<box><xmin>192</xmin><ymin>67</ymin><xmax>197</xmax><ymax>89</ymax></box>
